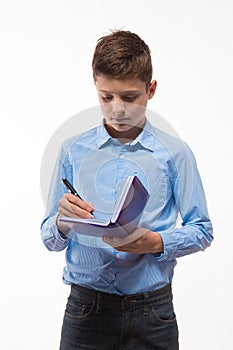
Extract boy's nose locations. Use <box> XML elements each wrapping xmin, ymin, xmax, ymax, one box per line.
<box><xmin>111</xmin><ymin>101</ymin><xmax>126</xmax><ymax>117</ymax></box>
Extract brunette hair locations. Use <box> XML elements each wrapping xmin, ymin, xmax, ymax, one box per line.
<box><xmin>92</xmin><ymin>30</ymin><xmax>153</xmax><ymax>89</ymax></box>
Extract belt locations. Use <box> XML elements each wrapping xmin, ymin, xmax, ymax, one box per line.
<box><xmin>70</xmin><ymin>283</ymin><xmax>172</xmax><ymax>310</ymax></box>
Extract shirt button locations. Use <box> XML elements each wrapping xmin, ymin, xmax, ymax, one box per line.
<box><xmin>115</xmin><ymin>253</ymin><xmax>121</xmax><ymax>259</ymax></box>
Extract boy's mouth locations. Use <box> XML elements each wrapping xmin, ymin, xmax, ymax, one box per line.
<box><xmin>112</xmin><ymin>118</ymin><xmax>129</xmax><ymax>123</ymax></box>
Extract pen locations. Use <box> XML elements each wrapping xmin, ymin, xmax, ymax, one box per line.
<box><xmin>62</xmin><ymin>178</ymin><xmax>81</xmax><ymax>198</ymax></box>
<box><xmin>62</xmin><ymin>178</ymin><xmax>94</xmax><ymax>216</ymax></box>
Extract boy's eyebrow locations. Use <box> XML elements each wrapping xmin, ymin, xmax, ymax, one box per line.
<box><xmin>98</xmin><ymin>89</ymin><xmax>141</xmax><ymax>94</ymax></box>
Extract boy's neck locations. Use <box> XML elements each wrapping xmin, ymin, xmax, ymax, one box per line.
<box><xmin>104</xmin><ymin>119</ymin><xmax>146</xmax><ymax>144</ymax></box>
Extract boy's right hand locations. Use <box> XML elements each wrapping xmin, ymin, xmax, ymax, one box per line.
<box><xmin>56</xmin><ymin>193</ymin><xmax>94</xmax><ymax>235</ymax></box>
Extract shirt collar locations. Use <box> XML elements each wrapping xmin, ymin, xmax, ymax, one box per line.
<box><xmin>96</xmin><ymin>119</ymin><xmax>155</xmax><ymax>151</ymax></box>
<box><xmin>131</xmin><ymin>119</ymin><xmax>155</xmax><ymax>151</ymax></box>
<box><xmin>96</xmin><ymin>123</ymin><xmax>112</xmax><ymax>148</ymax></box>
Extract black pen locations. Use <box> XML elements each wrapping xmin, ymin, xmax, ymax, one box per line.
<box><xmin>62</xmin><ymin>178</ymin><xmax>94</xmax><ymax>216</ymax></box>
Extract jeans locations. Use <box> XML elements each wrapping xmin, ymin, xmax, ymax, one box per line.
<box><xmin>59</xmin><ymin>283</ymin><xmax>179</xmax><ymax>350</ymax></box>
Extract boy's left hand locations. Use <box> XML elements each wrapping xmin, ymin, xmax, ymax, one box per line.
<box><xmin>102</xmin><ymin>228</ymin><xmax>164</xmax><ymax>254</ymax></box>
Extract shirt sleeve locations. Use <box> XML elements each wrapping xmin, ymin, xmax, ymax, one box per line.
<box><xmin>40</xmin><ymin>214</ymin><xmax>70</xmax><ymax>251</ymax></box>
<box><xmin>40</xmin><ymin>140</ymin><xmax>73</xmax><ymax>252</ymax></box>
<box><xmin>155</xmin><ymin>142</ymin><xmax>213</xmax><ymax>261</ymax></box>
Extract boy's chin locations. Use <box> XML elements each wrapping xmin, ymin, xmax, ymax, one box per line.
<box><xmin>111</xmin><ymin>123</ymin><xmax>133</xmax><ymax>132</ymax></box>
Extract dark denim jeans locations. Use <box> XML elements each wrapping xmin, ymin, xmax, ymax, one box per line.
<box><xmin>59</xmin><ymin>283</ymin><xmax>179</xmax><ymax>350</ymax></box>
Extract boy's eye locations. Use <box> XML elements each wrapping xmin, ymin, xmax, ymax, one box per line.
<box><xmin>121</xmin><ymin>96</ymin><xmax>137</xmax><ymax>102</ymax></box>
<box><xmin>102</xmin><ymin>95</ymin><xmax>113</xmax><ymax>102</ymax></box>
<box><xmin>101</xmin><ymin>95</ymin><xmax>138</xmax><ymax>103</ymax></box>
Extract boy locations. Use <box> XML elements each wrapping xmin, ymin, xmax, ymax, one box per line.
<box><xmin>41</xmin><ymin>30</ymin><xmax>213</xmax><ymax>349</ymax></box>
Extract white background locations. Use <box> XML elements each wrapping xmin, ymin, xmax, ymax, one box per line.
<box><xmin>0</xmin><ymin>1</ymin><xmax>232</xmax><ymax>349</ymax></box>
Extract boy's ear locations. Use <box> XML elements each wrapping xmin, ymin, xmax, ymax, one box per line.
<box><xmin>148</xmin><ymin>80</ymin><xmax>157</xmax><ymax>99</ymax></box>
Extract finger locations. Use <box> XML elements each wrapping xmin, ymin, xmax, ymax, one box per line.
<box><xmin>102</xmin><ymin>228</ymin><xmax>148</xmax><ymax>248</ymax></box>
<box><xmin>116</xmin><ymin>245</ymin><xmax>138</xmax><ymax>252</ymax></box>
<box><xmin>65</xmin><ymin>193</ymin><xmax>94</xmax><ymax>213</ymax></box>
<box><xmin>112</xmin><ymin>228</ymin><xmax>148</xmax><ymax>246</ymax></box>
<box><xmin>58</xmin><ymin>207</ymin><xmax>76</xmax><ymax>218</ymax></box>
<box><xmin>102</xmin><ymin>236</ymin><xmax>121</xmax><ymax>247</ymax></box>
<box><xmin>59</xmin><ymin>194</ymin><xmax>94</xmax><ymax>219</ymax></box>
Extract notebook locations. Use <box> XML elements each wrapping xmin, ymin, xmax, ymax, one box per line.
<box><xmin>60</xmin><ymin>175</ymin><xmax>149</xmax><ymax>238</ymax></box>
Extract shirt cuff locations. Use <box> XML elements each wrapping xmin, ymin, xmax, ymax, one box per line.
<box><xmin>152</xmin><ymin>231</ymin><xmax>178</xmax><ymax>261</ymax></box>
<box><xmin>42</xmin><ymin>214</ymin><xmax>70</xmax><ymax>251</ymax></box>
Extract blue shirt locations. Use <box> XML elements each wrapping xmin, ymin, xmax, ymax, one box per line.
<box><xmin>41</xmin><ymin>120</ymin><xmax>213</xmax><ymax>295</ymax></box>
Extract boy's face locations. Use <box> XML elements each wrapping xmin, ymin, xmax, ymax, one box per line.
<box><xmin>95</xmin><ymin>76</ymin><xmax>156</xmax><ymax>133</ymax></box>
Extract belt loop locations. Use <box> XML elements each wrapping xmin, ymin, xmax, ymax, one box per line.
<box><xmin>143</xmin><ymin>292</ymin><xmax>149</xmax><ymax>316</ymax></box>
<box><xmin>95</xmin><ymin>292</ymin><xmax>102</xmax><ymax>314</ymax></box>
